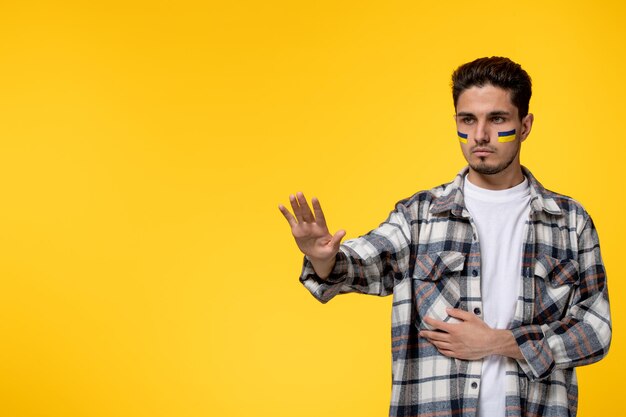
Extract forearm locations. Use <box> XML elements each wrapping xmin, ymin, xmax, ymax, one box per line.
<box><xmin>512</xmin><ymin>215</ymin><xmax>610</xmax><ymax>380</ymax></box>
<box><xmin>510</xmin><ymin>313</ymin><xmax>611</xmax><ymax>380</ymax></box>
<box><xmin>300</xmin><ymin>203</ymin><xmax>413</xmax><ymax>302</ymax></box>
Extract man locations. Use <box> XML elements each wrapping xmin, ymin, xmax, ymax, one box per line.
<box><xmin>278</xmin><ymin>57</ymin><xmax>611</xmax><ymax>417</ymax></box>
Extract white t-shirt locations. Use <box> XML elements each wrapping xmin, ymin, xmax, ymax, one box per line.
<box><xmin>463</xmin><ymin>175</ymin><xmax>531</xmax><ymax>417</ymax></box>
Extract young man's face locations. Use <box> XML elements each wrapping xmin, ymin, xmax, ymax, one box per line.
<box><xmin>455</xmin><ymin>84</ymin><xmax>533</xmax><ymax>177</ymax></box>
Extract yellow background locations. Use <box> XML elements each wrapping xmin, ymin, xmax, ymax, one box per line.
<box><xmin>0</xmin><ymin>1</ymin><xmax>623</xmax><ymax>416</ymax></box>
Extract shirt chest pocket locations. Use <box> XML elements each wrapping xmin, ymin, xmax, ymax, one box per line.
<box><xmin>532</xmin><ymin>254</ymin><xmax>580</xmax><ymax>323</ymax></box>
<box><xmin>412</xmin><ymin>251</ymin><xmax>466</xmax><ymax>331</ymax></box>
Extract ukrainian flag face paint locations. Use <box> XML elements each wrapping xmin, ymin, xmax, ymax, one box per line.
<box><xmin>457</xmin><ymin>131</ymin><xmax>468</xmax><ymax>144</ymax></box>
<box><xmin>497</xmin><ymin>129</ymin><xmax>516</xmax><ymax>143</ymax></box>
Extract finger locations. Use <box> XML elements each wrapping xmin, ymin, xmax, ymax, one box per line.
<box><xmin>296</xmin><ymin>192</ymin><xmax>315</xmax><ymax>222</ymax></box>
<box><xmin>419</xmin><ymin>330</ymin><xmax>451</xmax><ymax>342</ymax></box>
<box><xmin>289</xmin><ymin>194</ymin><xmax>303</xmax><ymax>222</ymax></box>
<box><xmin>437</xmin><ymin>349</ymin><xmax>456</xmax><ymax>358</ymax></box>
<box><xmin>446</xmin><ymin>308</ymin><xmax>475</xmax><ymax>322</ymax></box>
<box><xmin>423</xmin><ymin>316</ymin><xmax>452</xmax><ymax>332</ymax></box>
<box><xmin>311</xmin><ymin>197</ymin><xmax>327</xmax><ymax>228</ymax></box>
<box><xmin>430</xmin><ymin>340</ymin><xmax>453</xmax><ymax>350</ymax></box>
<box><xmin>278</xmin><ymin>204</ymin><xmax>297</xmax><ymax>227</ymax></box>
<box><xmin>329</xmin><ymin>229</ymin><xmax>346</xmax><ymax>250</ymax></box>
<box><xmin>426</xmin><ymin>339</ymin><xmax>455</xmax><ymax>357</ymax></box>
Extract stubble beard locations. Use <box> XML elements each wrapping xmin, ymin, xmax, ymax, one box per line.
<box><xmin>469</xmin><ymin>142</ymin><xmax>520</xmax><ymax>175</ymax></box>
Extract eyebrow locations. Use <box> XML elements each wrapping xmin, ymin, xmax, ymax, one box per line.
<box><xmin>456</xmin><ymin>111</ymin><xmax>512</xmax><ymax>117</ymax></box>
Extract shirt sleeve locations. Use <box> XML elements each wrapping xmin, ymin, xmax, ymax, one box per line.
<box><xmin>511</xmin><ymin>214</ymin><xmax>612</xmax><ymax>381</ymax></box>
<box><xmin>299</xmin><ymin>201</ymin><xmax>413</xmax><ymax>304</ymax></box>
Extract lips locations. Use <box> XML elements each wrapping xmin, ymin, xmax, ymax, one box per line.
<box><xmin>472</xmin><ymin>148</ymin><xmax>494</xmax><ymax>157</ymax></box>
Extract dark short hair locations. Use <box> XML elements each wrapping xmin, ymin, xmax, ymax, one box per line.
<box><xmin>451</xmin><ymin>57</ymin><xmax>532</xmax><ymax>119</ymax></box>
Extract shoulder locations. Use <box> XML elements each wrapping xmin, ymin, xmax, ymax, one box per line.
<box><xmin>391</xmin><ymin>180</ymin><xmax>454</xmax><ymax>217</ymax></box>
<box><xmin>545</xmin><ymin>187</ymin><xmax>587</xmax><ymax>213</ymax></box>
<box><xmin>524</xmin><ymin>166</ymin><xmax>594</xmax><ymax>231</ymax></box>
<box><xmin>535</xmin><ymin>185</ymin><xmax>594</xmax><ymax>234</ymax></box>
<box><xmin>544</xmin><ymin>188</ymin><xmax>587</xmax><ymax>213</ymax></box>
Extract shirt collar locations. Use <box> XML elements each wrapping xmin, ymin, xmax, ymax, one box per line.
<box><xmin>429</xmin><ymin>166</ymin><xmax>563</xmax><ymax>217</ymax></box>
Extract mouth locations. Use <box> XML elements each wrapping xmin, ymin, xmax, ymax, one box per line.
<box><xmin>472</xmin><ymin>148</ymin><xmax>494</xmax><ymax>157</ymax></box>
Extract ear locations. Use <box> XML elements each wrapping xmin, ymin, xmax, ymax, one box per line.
<box><xmin>520</xmin><ymin>113</ymin><xmax>534</xmax><ymax>142</ymax></box>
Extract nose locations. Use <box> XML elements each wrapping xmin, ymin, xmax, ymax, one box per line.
<box><xmin>473</xmin><ymin>121</ymin><xmax>489</xmax><ymax>144</ymax></box>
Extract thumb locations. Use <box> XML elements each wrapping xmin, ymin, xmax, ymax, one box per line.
<box><xmin>329</xmin><ymin>229</ymin><xmax>346</xmax><ymax>250</ymax></box>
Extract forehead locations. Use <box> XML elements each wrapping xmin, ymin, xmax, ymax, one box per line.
<box><xmin>456</xmin><ymin>84</ymin><xmax>517</xmax><ymax>115</ymax></box>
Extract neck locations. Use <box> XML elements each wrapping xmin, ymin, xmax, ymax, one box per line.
<box><xmin>467</xmin><ymin>165</ymin><xmax>525</xmax><ymax>190</ymax></box>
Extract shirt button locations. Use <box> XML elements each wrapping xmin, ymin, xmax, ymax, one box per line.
<box><xmin>471</xmin><ymin>381</ymin><xmax>478</xmax><ymax>389</ymax></box>
<box><xmin>473</xmin><ymin>307</ymin><xmax>481</xmax><ymax>315</ymax></box>
<box><xmin>471</xmin><ymin>270</ymin><xmax>478</xmax><ymax>277</ymax></box>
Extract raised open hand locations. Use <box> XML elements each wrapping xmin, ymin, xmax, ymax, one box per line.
<box><xmin>279</xmin><ymin>192</ymin><xmax>346</xmax><ymax>269</ymax></box>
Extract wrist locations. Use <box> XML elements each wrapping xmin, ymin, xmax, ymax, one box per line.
<box><xmin>491</xmin><ymin>329</ymin><xmax>524</xmax><ymax>359</ymax></box>
<box><xmin>307</xmin><ymin>254</ymin><xmax>337</xmax><ymax>279</ymax></box>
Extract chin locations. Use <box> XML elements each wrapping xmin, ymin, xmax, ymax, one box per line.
<box><xmin>470</xmin><ymin>162</ymin><xmax>507</xmax><ymax>175</ymax></box>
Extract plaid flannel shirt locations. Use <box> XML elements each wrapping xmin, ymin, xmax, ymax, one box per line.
<box><xmin>300</xmin><ymin>166</ymin><xmax>611</xmax><ymax>417</ymax></box>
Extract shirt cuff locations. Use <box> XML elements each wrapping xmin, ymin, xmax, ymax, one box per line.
<box><xmin>511</xmin><ymin>324</ymin><xmax>556</xmax><ymax>381</ymax></box>
<box><xmin>300</xmin><ymin>250</ymin><xmax>349</xmax><ymax>283</ymax></box>
<box><xmin>299</xmin><ymin>250</ymin><xmax>350</xmax><ymax>303</ymax></box>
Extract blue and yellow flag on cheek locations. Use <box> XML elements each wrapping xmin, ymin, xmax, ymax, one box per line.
<box><xmin>497</xmin><ymin>129</ymin><xmax>516</xmax><ymax>143</ymax></box>
<box><xmin>457</xmin><ymin>131</ymin><xmax>468</xmax><ymax>144</ymax></box>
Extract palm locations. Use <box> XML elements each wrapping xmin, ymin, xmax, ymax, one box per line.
<box><xmin>279</xmin><ymin>192</ymin><xmax>345</xmax><ymax>261</ymax></box>
<box><xmin>291</xmin><ymin>221</ymin><xmax>334</xmax><ymax>259</ymax></box>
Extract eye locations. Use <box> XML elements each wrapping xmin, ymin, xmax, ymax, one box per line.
<box><xmin>462</xmin><ymin>117</ymin><xmax>475</xmax><ymax>125</ymax></box>
<box><xmin>491</xmin><ymin>116</ymin><xmax>505</xmax><ymax>123</ymax></box>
